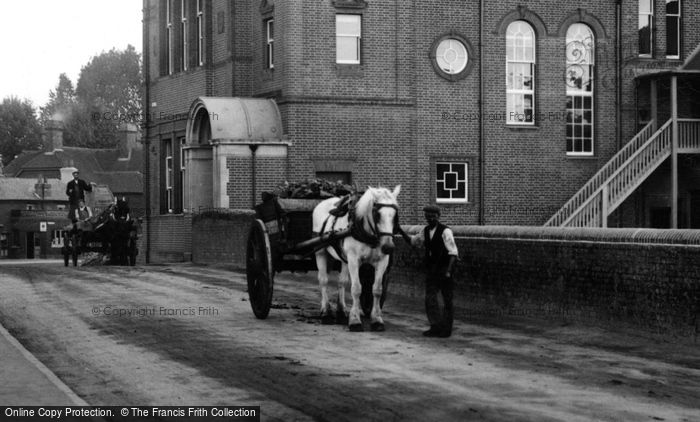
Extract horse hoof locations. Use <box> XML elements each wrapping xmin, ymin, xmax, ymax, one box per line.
<box><xmin>370</xmin><ymin>322</ymin><xmax>385</xmax><ymax>332</ymax></box>
<box><xmin>348</xmin><ymin>323</ymin><xmax>364</xmax><ymax>332</ymax></box>
<box><xmin>320</xmin><ymin>314</ymin><xmax>335</xmax><ymax>325</ymax></box>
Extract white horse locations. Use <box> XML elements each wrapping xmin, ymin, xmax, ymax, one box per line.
<box><xmin>312</xmin><ymin>185</ymin><xmax>401</xmax><ymax>332</ymax></box>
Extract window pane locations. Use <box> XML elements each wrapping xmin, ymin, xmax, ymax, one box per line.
<box><xmin>666</xmin><ymin>18</ymin><xmax>679</xmax><ymax>56</ymax></box>
<box><xmin>455</xmin><ymin>182</ymin><xmax>466</xmax><ymax>199</ymax></box>
<box><xmin>436</xmin><ymin>184</ymin><xmax>449</xmax><ymax>198</ymax></box>
<box><xmin>444</xmin><ymin>172</ymin><xmax>457</xmax><ymax>190</ymax></box>
<box><xmin>436</xmin><ymin>39</ymin><xmax>468</xmax><ymax>74</ymax></box>
<box><xmin>640</xmin><ymin>0</ymin><xmax>653</xmax><ymax>13</ymax></box>
<box><xmin>336</xmin><ymin>15</ymin><xmax>360</xmax><ymax>35</ymax></box>
<box><xmin>506</xmin><ymin>21</ymin><xmax>535</xmax><ymax>62</ymax></box>
<box><xmin>454</xmin><ymin>163</ymin><xmax>466</xmax><ymax>179</ymax></box>
<box><xmin>639</xmin><ymin>16</ymin><xmax>652</xmax><ymax>55</ymax></box>
<box><xmin>336</xmin><ymin>37</ymin><xmax>359</xmax><ymax>62</ymax></box>
<box><xmin>436</xmin><ymin>163</ymin><xmax>450</xmax><ymax>177</ymax></box>
<box><xmin>666</xmin><ymin>0</ymin><xmax>678</xmax><ymax>14</ymax></box>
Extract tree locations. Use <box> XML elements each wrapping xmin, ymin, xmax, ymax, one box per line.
<box><xmin>39</xmin><ymin>73</ymin><xmax>88</xmax><ymax>146</ymax></box>
<box><xmin>40</xmin><ymin>73</ymin><xmax>76</xmax><ymax>123</ymax></box>
<box><xmin>75</xmin><ymin>45</ymin><xmax>143</xmax><ymax>148</ymax></box>
<box><xmin>0</xmin><ymin>97</ymin><xmax>42</xmax><ymax>166</ymax></box>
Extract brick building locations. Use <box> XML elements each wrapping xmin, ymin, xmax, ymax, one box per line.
<box><xmin>1</xmin><ymin>121</ymin><xmax>144</xmax><ymax>259</ymax></box>
<box><xmin>143</xmin><ymin>0</ymin><xmax>700</xmax><ymax>262</ymax></box>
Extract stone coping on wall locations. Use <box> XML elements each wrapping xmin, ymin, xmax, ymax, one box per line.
<box><xmin>400</xmin><ymin>225</ymin><xmax>700</xmax><ymax>246</ymax></box>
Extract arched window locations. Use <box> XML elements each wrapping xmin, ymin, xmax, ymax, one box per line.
<box><xmin>506</xmin><ymin>21</ymin><xmax>536</xmax><ymax>125</ymax></box>
<box><xmin>565</xmin><ymin>23</ymin><xmax>594</xmax><ymax>155</ymax></box>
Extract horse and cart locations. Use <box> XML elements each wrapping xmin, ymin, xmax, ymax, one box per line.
<box><xmin>61</xmin><ymin>187</ymin><xmax>138</xmax><ymax>267</ymax></box>
<box><xmin>246</xmin><ymin>185</ymin><xmax>406</xmax><ymax>331</ymax></box>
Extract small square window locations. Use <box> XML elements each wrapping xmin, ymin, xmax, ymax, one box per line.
<box><xmin>436</xmin><ymin>162</ymin><xmax>468</xmax><ymax>203</ymax></box>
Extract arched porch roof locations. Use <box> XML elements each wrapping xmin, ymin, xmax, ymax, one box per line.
<box><xmin>186</xmin><ymin>97</ymin><xmax>284</xmax><ymax>144</ymax></box>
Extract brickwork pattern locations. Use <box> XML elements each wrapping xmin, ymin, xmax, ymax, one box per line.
<box><xmin>227</xmin><ymin>156</ymin><xmax>253</xmax><ymax>209</ymax></box>
<box><xmin>191</xmin><ymin>211</ymin><xmax>254</xmax><ymax>267</ymax></box>
<box><xmin>143</xmin><ymin>0</ymin><xmax>700</xmax><ymax>238</ymax></box>
<box><xmin>144</xmin><ymin>214</ymin><xmax>192</xmax><ymax>262</ymax></box>
<box><xmin>255</xmin><ymin>156</ymin><xmax>287</xmax><ymax>199</ymax></box>
<box><xmin>389</xmin><ymin>226</ymin><xmax>700</xmax><ymax>337</ymax></box>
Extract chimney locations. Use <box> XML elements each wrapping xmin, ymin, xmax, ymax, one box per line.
<box><xmin>118</xmin><ymin>123</ymin><xmax>139</xmax><ymax>159</ymax></box>
<box><xmin>43</xmin><ymin>120</ymin><xmax>64</xmax><ymax>153</ymax></box>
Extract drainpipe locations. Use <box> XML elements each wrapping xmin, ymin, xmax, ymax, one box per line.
<box><xmin>250</xmin><ymin>144</ymin><xmax>258</xmax><ymax>208</ymax></box>
<box><xmin>143</xmin><ymin>0</ymin><xmax>152</xmax><ymax>263</ymax></box>
<box><xmin>616</xmin><ymin>0</ymin><xmax>622</xmax><ymax>151</ymax></box>
<box><xmin>615</xmin><ymin>0</ymin><xmax>623</xmax><ymax>227</ymax></box>
<box><xmin>478</xmin><ymin>0</ymin><xmax>485</xmax><ymax>225</ymax></box>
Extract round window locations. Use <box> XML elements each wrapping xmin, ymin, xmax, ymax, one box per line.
<box><xmin>435</xmin><ymin>38</ymin><xmax>468</xmax><ymax>75</ymax></box>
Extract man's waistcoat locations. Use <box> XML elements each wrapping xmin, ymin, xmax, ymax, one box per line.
<box><xmin>424</xmin><ymin>223</ymin><xmax>450</xmax><ymax>274</ymax></box>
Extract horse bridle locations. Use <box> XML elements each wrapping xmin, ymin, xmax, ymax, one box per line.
<box><xmin>370</xmin><ymin>203</ymin><xmax>399</xmax><ymax>239</ymax></box>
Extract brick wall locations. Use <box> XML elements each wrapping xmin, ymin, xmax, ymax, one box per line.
<box><xmin>145</xmin><ymin>213</ymin><xmax>192</xmax><ymax>262</ymax></box>
<box><xmin>191</xmin><ymin>210</ymin><xmax>254</xmax><ymax>267</ymax></box>
<box><xmin>390</xmin><ymin>225</ymin><xmax>700</xmax><ymax>338</ymax></box>
<box><xmin>186</xmin><ymin>215</ymin><xmax>699</xmax><ymax>337</ymax></box>
<box><xmin>143</xmin><ymin>0</ymin><xmax>700</xmax><ymax>245</ymax></box>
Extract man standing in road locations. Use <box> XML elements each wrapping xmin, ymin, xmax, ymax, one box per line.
<box><xmin>65</xmin><ymin>170</ymin><xmax>94</xmax><ymax>222</ymax></box>
<box><xmin>411</xmin><ymin>205</ymin><xmax>459</xmax><ymax>338</ymax></box>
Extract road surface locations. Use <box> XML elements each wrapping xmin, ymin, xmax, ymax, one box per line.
<box><xmin>0</xmin><ymin>262</ymin><xmax>698</xmax><ymax>421</ymax></box>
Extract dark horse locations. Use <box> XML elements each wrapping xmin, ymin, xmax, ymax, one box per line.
<box><xmin>107</xmin><ymin>198</ymin><xmax>137</xmax><ymax>265</ymax></box>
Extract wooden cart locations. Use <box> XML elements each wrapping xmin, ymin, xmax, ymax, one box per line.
<box><xmin>246</xmin><ymin>195</ymin><xmax>390</xmax><ymax>319</ymax></box>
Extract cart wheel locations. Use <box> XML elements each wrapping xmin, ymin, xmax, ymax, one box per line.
<box><xmin>246</xmin><ymin>219</ymin><xmax>274</xmax><ymax>319</ymax></box>
<box><xmin>359</xmin><ymin>263</ymin><xmax>390</xmax><ymax>317</ymax></box>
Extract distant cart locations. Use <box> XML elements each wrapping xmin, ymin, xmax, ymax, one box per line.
<box><xmin>246</xmin><ymin>195</ymin><xmax>391</xmax><ymax>319</ymax></box>
<box><xmin>61</xmin><ymin>187</ymin><xmax>138</xmax><ymax>266</ymax></box>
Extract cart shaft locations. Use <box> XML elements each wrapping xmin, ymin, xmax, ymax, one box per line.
<box><xmin>291</xmin><ymin>228</ymin><xmax>351</xmax><ymax>252</ymax></box>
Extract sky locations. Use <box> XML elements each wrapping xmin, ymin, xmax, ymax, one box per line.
<box><xmin>0</xmin><ymin>1</ymin><xmax>143</xmax><ymax>110</ymax></box>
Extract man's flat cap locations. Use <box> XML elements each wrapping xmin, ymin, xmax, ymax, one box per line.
<box><xmin>423</xmin><ymin>205</ymin><xmax>441</xmax><ymax>215</ymax></box>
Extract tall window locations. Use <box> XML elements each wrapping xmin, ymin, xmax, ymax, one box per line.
<box><xmin>506</xmin><ymin>21</ymin><xmax>535</xmax><ymax>125</ymax></box>
<box><xmin>197</xmin><ymin>0</ymin><xmax>204</xmax><ymax>65</ymax></box>
<box><xmin>166</xmin><ymin>0</ymin><xmax>174</xmax><ymax>74</ymax></box>
<box><xmin>179</xmin><ymin>137</ymin><xmax>186</xmax><ymax>212</ymax></box>
<box><xmin>436</xmin><ymin>162</ymin><xmax>468</xmax><ymax>203</ymax></box>
<box><xmin>336</xmin><ymin>15</ymin><xmax>361</xmax><ymax>64</ymax></box>
<box><xmin>666</xmin><ymin>0</ymin><xmax>681</xmax><ymax>58</ymax></box>
<box><xmin>265</xmin><ymin>19</ymin><xmax>274</xmax><ymax>69</ymax></box>
<box><xmin>164</xmin><ymin>140</ymin><xmax>174</xmax><ymax>213</ymax></box>
<box><xmin>180</xmin><ymin>0</ymin><xmax>188</xmax><ymax>71</ymax></box>
<box><xmin>566</xmin><ymin>24</ymin><xmax>595</xmax><ymax>156</ymax></box>
<box><xmin>639</xmin><ymin>0</ymin><xmax>654</xmax><ymax>56</ymax></box>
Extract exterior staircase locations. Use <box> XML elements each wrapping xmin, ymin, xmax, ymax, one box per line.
<box><xmin>545</xmin><ymin>118</ymin><xmax>700</xmax><ymax>227</ymax></box>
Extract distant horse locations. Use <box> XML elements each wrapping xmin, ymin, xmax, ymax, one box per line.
<box><xmin>312</xmin><ymin>185</ymin><xmax>401</xmax><ymax>332</ymax></box>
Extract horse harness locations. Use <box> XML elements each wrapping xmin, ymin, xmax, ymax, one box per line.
<box><xmin>320</xmin><ymin>194</ymin><xmax>402</xmax><ymax>263</ymax></box>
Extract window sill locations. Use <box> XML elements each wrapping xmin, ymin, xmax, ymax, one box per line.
<box><xmin>505</xmin><ymin>124</ymin><xmax>539</xmax><ymax>130</ymax></box>
<box><xmin>565</xmin><ymin>154</ymin><xmax>596</xmax><ymax>160</ymax></box>
<box><xmin>436</xmin><ymin>200</ymin><xmax>471</xmax><ymax>205</ymax></box>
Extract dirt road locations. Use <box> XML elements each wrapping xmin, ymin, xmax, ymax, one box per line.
<box><xmin>0</xmin><ymin>262</ymin><xmax>698</xmax><ymax>421</ymax></box>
